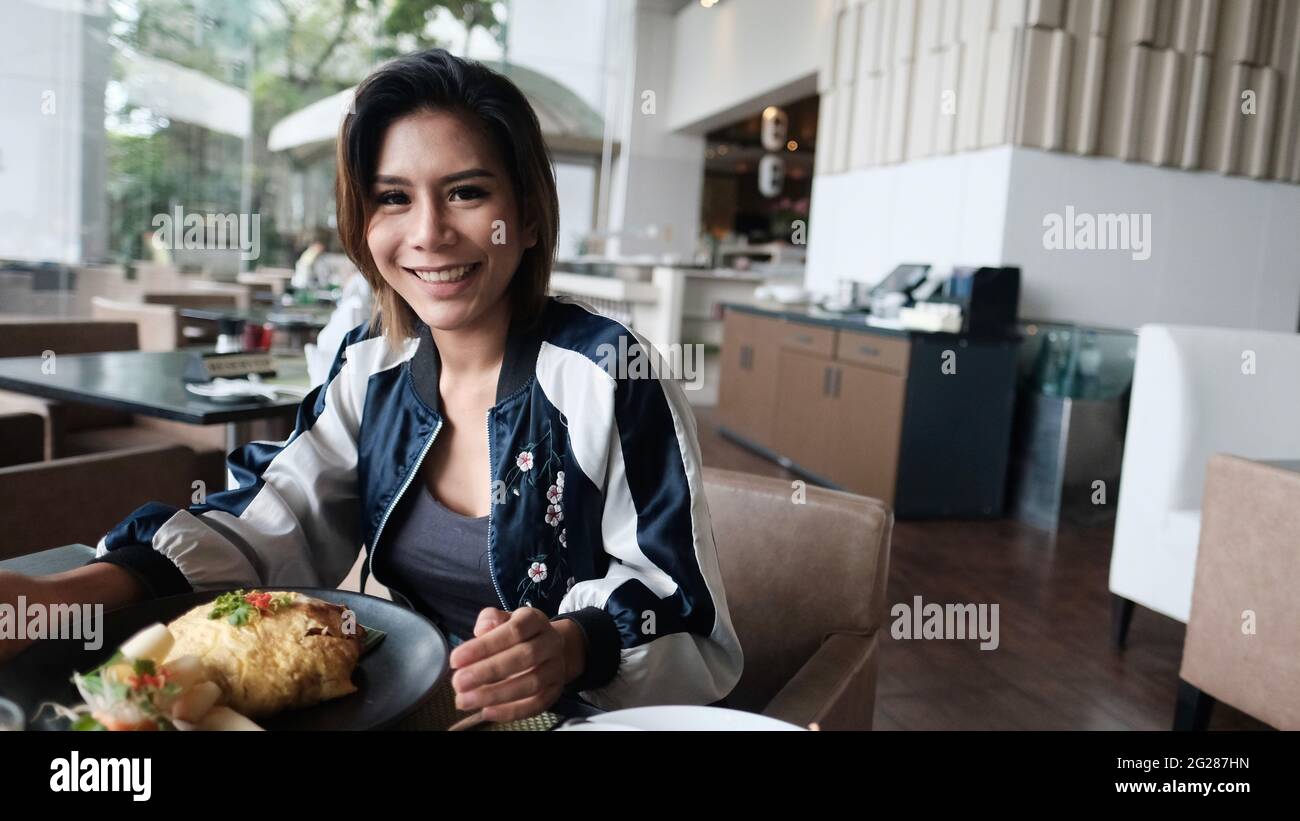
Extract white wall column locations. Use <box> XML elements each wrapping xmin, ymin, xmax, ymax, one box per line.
<box><xmin>0</xmin><ymin>0</ymin><xmax>110</xmax><ymax>264</ymax></box>
<box><xmin>604</xmin><ymin>0</ymin><xmax>708</xmax><ymax>262</ymax></box>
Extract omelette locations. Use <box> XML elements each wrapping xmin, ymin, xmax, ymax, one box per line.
<box><xmin>162</xmin><ymin>590</ymin><xmax>365</xmax><ymax>718</ymax></box>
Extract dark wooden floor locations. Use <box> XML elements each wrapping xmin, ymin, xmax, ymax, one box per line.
<box><xmin>692</xmin><ymin>406</ymin><xmax>1268</xmax><ymax>731</ymax></box>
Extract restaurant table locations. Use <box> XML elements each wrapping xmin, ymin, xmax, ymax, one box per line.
<box><xmin>0</xmin><ymin>349</ymin><xmax>309</xmax><ymax>452</ymax></box>
<box><xmin>177</xmin><ymin>305</ymin><xmax>332</xmax><ymax>350</ymax></box>
<box><xmin>177</xmin><ymin>305</ymin><xmax>332</xmax><ymax>328</ymax></box>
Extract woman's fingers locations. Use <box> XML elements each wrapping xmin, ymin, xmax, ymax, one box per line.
<box><xmin>449</xmin><ymin>608</ymin><xmax>569</xmax><ymax>721</ymax></box>
<box><xmin>449</xmin><ymin>607</ymin><xmax>547</xmax><ymax>669</ymax></box>
<box><xmin>456</xmin><ymin>656</ymin><xmax>564</xmax><ymax>712</ymax></box>
<box><xmin>452</xmin><ymin>618</ymin><xmax>561</xmax><ymax>694</ymax></box>
<box><xmin>471</xmin><ymin>607</ymin><xmax>510</xmax><ymax>638</ymax></box>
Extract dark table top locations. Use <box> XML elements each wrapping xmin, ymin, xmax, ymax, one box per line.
<box><xmin>721</xmin><ymin>300</ymin><xmax>1022</xmax><ymax>344</ymax></box>
<box><xmin>178</xmin><ymin>306</ymin><xmax>332</xmax><ymax>329</ymax></box>
<box><xmin>722</xmin><ymin>300</ymin><xmax>912</xmax><ymax>337</ymax></box>
<box><xmin>0</xmin><ymin>544</ymin><xmax>95</xmax><ymax>575</ymax></box>
<box><xmin>0</xmin><ymin>350</ymin><xmax>306</xmax><ymax>424</ymax></box>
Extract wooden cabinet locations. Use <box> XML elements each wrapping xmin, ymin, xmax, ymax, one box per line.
<box><xmin>836</xmin><ymin>329</ymin><xmax>910</xmax><ymax>374</ymax></box>
<box><xmin>772</xmin><ymin>350</ymin><xmax>908</xmax><ymax>504</ymax></box>
<box><xmin>717</xmin><ymin>305</ymin><xmax>1019</xmax><ymax>517</ymax></box>
<box><xmin>717</xmin><ymin>310</ymin><xmax>781</xmax><ymax>445</ymax></box>
<box><xmin>774</xmin><ymin>323</ymin><xmax>835</xmax><ymax>358</ymax></box>
<box><xmin>722</xmin><ymin>306</ymin><xmax>910</xmax><ymax>500</ymax></box>
<box><xmin>824</xmin><ymin>362</ymin><xmax>907</xmax><ymax>504</ymax></box>
<box><xmin>772</xmin><ymin>349</ymin><xmax>838</xmax><ymax>476</ymax></box>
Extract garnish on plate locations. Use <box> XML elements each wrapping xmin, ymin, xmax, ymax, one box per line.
<box><xmin>39</xmin><ymin>623</ymin><xmax>261</xmax><ymax>732</ymax></box>
<box><xmin>208</xmin><ymin>589</ymin><xmax>297</xmax><ymax>625</ymax></box>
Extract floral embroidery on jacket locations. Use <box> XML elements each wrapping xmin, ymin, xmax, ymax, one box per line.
<box><xmin>504</xmin><ymin>418</ymin><xmax>569</xmax><ymax>607</ymax></box>
<box><xmin>527</xmin><ymin>562</ymin><xmax>547</xmax><ymax>583</ymax></box>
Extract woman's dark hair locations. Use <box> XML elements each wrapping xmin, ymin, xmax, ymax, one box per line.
<box><xmin>336</xmin><ymin>48</ymin><xmax>559</xmax><ymax>343</ymax></box>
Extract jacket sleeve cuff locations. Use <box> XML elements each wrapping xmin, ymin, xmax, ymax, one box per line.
<box><xmin>91</xmin><ymin>544</ymin><xmax>192</xmax><ymax>600</ymax></box>
<box><xmin>552</xmin><ymin>606</ymin><xmax>621</xmax><ymax>692</ymax></box>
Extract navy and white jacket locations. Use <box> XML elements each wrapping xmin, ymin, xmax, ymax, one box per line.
<box><xmin>94</xmin><ymin>295</ymin><xmax>743</xmax><ymax>709</ymax></box>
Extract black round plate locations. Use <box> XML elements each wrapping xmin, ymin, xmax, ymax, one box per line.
<box><xmin>0</xmin><ymin>588</ymin><xmax>448</xmax><ymax>731</ymax></box>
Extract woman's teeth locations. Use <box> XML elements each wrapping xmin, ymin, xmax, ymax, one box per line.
<box><xmin>411</xmin><ymin>263</ymin><xmax>477</xmax><ymax>283</ymax></box>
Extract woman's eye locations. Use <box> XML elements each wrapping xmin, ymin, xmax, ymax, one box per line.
<box><xmin>450</xmin><ymin>186</ymin><xmax>487</xmax><ymax>202</ymax></box>
<box><xmin>375</xmin><ymin>190</ymin><xmax>408</xmax><ymax>206</ymax></box>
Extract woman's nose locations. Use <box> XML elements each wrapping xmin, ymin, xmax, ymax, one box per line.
<box><xmin>409</xmin><ymin>200</ymin><xmax>457</xmax><ymax>249</ymax></box>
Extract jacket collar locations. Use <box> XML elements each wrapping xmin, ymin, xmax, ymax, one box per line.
<box><xmin>408</xmin><ymin>299</ymin><xmax>551</xmax><ymax>414</ymax></box>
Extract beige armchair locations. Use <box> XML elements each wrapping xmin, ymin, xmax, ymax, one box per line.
<box><xmin>703</xmin><ymin>466</ymin><xmax>893</xmax><ymax>730</ymax></box>
<box><xmin>0</xmin><ymin>317</ymin><xmax>138</xmax><ymax>358</ymax></box>
<box><xmin>0</xmin><ymin>412</ymin><xmax>44</xmax><ymax>468</ymax></box>
<box><xmin>1177</xmin><ymin>454</ymin><xmax>1300</xmax><ymax>730</ymax></box>
<box><xmin>0</xmin><ymin>319</ymin><xmax>140</xmax><ymax>457</ymax></box>
<box><xmin>90</xmin><ymin>297</ymin><xmax>180</xmax><ymax>352</ymax></box>
<box><xmin>0</xmin><ymin>440</ymin><xmax>224</xmax><ymax>561</ymax></box>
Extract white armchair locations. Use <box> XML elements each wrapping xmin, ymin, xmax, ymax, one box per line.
<box><xmin>1109</xmin><ymin>325</ymin><xmax>1300</xmax><ymax>647</ymax></box>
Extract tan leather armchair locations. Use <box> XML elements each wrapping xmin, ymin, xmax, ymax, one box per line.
<box><xmin>1177</xmin><ymin>454</ymin><xmax>1300</xmax><ymax>730</ymax></box>
<box><xmin>0</xmin><ymin>441</ymin><xmax>223</xmax><ymax>561</ymax></box>
<box><xmin>91</xmin><ymin>297</ymin><xmax>181</xmax><ymax>352</ymax></box>
<box><xmin>0</xmin><ymin>319</ymin><xmax>140</xmax><ymax>458</ymax></box>
<box><xmin>703</xmin><ymin>466</ymin><xmax>893</xmax><ymax>730</ymax></box>
<box><xmin>0</xmin><ymin>412</ymin><xmax>44</xmax><ymax>468</ymax></box>
<box><xmin>0</xmin><ymin>318</ymin><xmax>139</xmax><ymax>358</ymax></box>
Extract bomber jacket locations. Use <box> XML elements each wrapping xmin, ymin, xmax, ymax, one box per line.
<box><xmin>93</xmin><ymin>295</ymin><xmax>744</xmax><ymax>709</ymax></box>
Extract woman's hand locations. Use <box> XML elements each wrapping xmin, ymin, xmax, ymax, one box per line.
<box><xmin>448</xmin><ymin>607</ymin><xmax>587</xmax><ymax>722</ymax></box>
<box><xmin>0</xmin><ymin>564</ymin><xmax>145</xmax><ymax>666</ymax></box>
<box><xmin>0</xmin><ymin>570</ymin><xmax>41</xmax><ymax>665</ymax></box>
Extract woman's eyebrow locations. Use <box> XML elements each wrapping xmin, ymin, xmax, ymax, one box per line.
<box><xmin>373</xmin><ymin>168</ymin><xmax>495</xmax><ymax>186</ymax></box>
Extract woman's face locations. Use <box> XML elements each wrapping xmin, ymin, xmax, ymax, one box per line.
<box><xmin>366</xmin><ymin>109</ymin><xmax>536</xmax><ymax>332</ymax></box>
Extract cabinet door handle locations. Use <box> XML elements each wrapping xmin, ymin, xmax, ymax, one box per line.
<box><xmin>795</xmin><ymin>333</ymin><xmax>813</xmax><ymax>346</ymax></box>
<box><xmin>832</xmin><ymin>367</ymin><xmax>843</xmax><ymax>398</ymax></box>
<box><xmin>858</xmin><ymin>344</ymin><xmax>880</xmax><ymax>357</ymax></box>
<box><xmin>822</xmin><ymin>366</ymin><xmax>832</xmax><ymax>396</ymax></box>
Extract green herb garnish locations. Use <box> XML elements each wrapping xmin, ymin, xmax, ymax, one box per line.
<box><xmin>208</xmin><ymin>589</ymin><xmax>296</xmax><ymax>625</ymax></box>
<box><xmin>208</xmin><ymin>589</ymin><xmax>258</xmax><ymax>625</ymax></box>
<box><xmin>71</xmin><ymin>714</ymin><xmax>106</xmax><ymax>731</ymax></box>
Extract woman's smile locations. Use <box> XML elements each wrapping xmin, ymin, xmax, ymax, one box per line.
<box><xmin>403</xmin><ymin>261</ymin><xmax>483</xmax><ymax>296</ymax></box>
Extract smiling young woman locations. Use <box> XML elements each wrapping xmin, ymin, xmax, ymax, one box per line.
<box><xmin>0</xmin><ymin>48</ymin><xmax>743</xmax><ymax>724</ymax></box>
<box><xmin>335</xmin><ymin>53</ymin><xmax>557</xmax><ymax>344</ymax></box>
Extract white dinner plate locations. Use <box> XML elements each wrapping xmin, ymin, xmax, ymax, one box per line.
<box><xmin>572</xmin><ymin>705</ymin><xmax>805</xmax><ymax>731</ymax></box>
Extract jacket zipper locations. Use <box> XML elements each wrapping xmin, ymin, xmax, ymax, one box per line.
<box><xmin>485</xmin><ymin>408</ymin><xmax>509</xmax><ymax>610</ymax></box>
<box><xmin>368</xmin><ymin>419</ymin><xmax>442</xmax><ymax>586</ymax></box>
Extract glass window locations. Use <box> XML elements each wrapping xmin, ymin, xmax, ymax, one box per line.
<box><xmin>0</xmin><ymin>0</ymin><xmax>629</xmax><ymax>318</ymax></box>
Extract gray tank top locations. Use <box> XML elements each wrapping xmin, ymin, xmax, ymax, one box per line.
<box><xmin>378</xmin><ymin>485</ymin><xmax>498</xmax><ymax>642</ymax></box>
